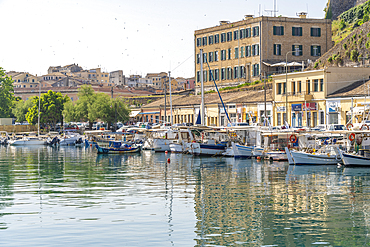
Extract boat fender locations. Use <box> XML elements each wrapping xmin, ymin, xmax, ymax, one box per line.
<box><xmin>349</xmin><ymin>133</ymin><xmax>356</xmax><ymax>141</ymax></box>
<box><xmin>361</xmin><ymin>124</ymin><xmax>369</xmax><ymax>130</ymax></box>
<box><xmin>289</xmin><ymin>134</ymin><xmax>297</xmax><ymax>143</ymax></box>
<box><xmin>335</xmin><ymin>155</ymin><xmax>341</xmax><ymax>161</ymax></box>
<box><xmin>346</xmin><ymin>123</ymin><xmax>353</xmax><ymax>130</ymax></box>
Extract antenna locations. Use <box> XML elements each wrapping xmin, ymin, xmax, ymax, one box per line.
<box><xmin>265</xmin><ymin>0</ymin><xmax>278</xmax><ymax>17</ymax></box>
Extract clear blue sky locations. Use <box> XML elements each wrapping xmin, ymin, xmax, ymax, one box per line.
<box><xmin>0</xmin><ymin>0</ymin><xmax>328</xmax><ymax>78</ymax></box>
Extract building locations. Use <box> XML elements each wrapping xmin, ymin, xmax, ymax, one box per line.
<box><xmin>109</xmin><ymin>70</ymin><xmax>125</xmax><ymax>86</ymax></box>
<box><xmin>7</xmin><ymin>71</ymin><xmax>40</xmax><ymax>89</ymax></box>
<box><xmin>47</xmin><ymin>64</ymin><xmax>83</xmax><ymax>74</ymax></box>
<box><xmin>272</xmin><ymin>67</ymin><xmax>370</xmax><ymax>127</ymax></box>
<box><xmin>194</xmin><ymin>14</ymin><xmax>332</xmax><ymax>92</ymax></box>
<box><xmin>146</xmin><ymin>72</ymin><xmax>168</xmax><ymax>89</ymax></box>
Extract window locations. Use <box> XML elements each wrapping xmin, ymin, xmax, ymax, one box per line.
<box><xmin>240</xmin><ymin>29</ymin><xmax>245</xmax><ymax>39</ymax></box>
<box><xmin>252</xmin><ymin>26</ymin><xmax>259</xmax><ymax>36</ymax></box>
<box><xmin>246</xmin><ymin>46</ymin><xmax>251</xmax><ymax>57</ymax></box>
<box><xmin>228</xmin><ymin>48</ymin><xmax>231</xmax><ymax>60</ymax></box>
<box><xmin>273</xmin><ymin>26</ymin><xmax>284</xmax><ymax>35</ymax></box>
<box><xmin>277</xmin><ymin>113</ymin><xmax>281</xmax><ymax>126</ymax></box>
<box><xmin>209</xmin><ymin>52</ymin><xmax>213</xmax><ymax>62</ymax></box>
<box><xmin>234</xmin><ymin>47</ymin><xmax>239</xmax><ymax>59</ymax></box>
<box><xmin>311</xmin><ymin>45</ymin><xmax>321</xmax><ymax>56</ymax></box>
<box><xmin>292</xmin><ymin>45</ymin><xmax>303</xmax><ymax>56</ymax></box>
<box><xmin>277</xmin><ymin>83</ymin><xmax>282</xmax><ymax>94</ymax></box>
<box><xmin>196</xmin><ymin>38</ymin><xmax>201</xmax><ymax>47</ymax></box>
<box><xmin>252</xmin><ymin>64</ymin><xmax>259</xmax><ymax>76</ymax></box>
<box><xmin>292</xmin><ymin>81</ymin><xmax>296</xmax><ymax>94</ymax></box>
<box><xmin>202</xmin><ymin>37</ymin><xmax>207</xmax><ymax>46</ymax></box>
<box><xmin>298</xmin><ymin>81</ymin><xmax>301</xmax><ymax>93</ymax></box>
<box><xmin>313</xmin><ymin>112</ymin><xmax>318</xmax><ymax>127</ymax></box>
<box><xmin>214</xmin><ymin>34</ymin><xmax>220</xmax><ymax>43</ymax></box>
<box><xmin>208</xmin><ymin>35</ymin><xmax>214</xmax><ymax>45</ymax></box>
<box><xmin>227</xmin><ymin>68</ymin><xmax>232</xmax><ymax>80</ymax></box>
<box><xmin>292</xmin><ymin>27</ymin><xmax>302</xmax><ymax>36</ymax></box>
<box><xmin>203</xmin><ymin>71</ymin><xmax>207</xmax><ymax>82</ymax></box>
<box><xmin>273</xmin><ymin>44</ymin><xmax>281</xmax><ymax>55</ymax></box>
<box><xmin>214</xmin><ymin>69</ymin><xmax>219</xmax><ymax>80</ymax></box>
<box><xmin>311</xmin><ymin>27</ymin><xmax>321</xmax><ymax>37</ymax></box>
<box><xmin>221</xmin><ymin>68</ymin><xmax>226</xmax><ymax>80</ymax></box>
<box><xmin>209</xmin><ymin>70</ymin><xmax>213</xmax><ymax>81</ymax></box>
<box><xmin>196</xmin><ymin>54</ymin><xmax>200</xmax><ymax>64</ymax></box>
<box><xmin>203</xmin><ymin>52</ymin><xmax>207</xmax><ymax>63</ymax></box>
<box><xmin>241</xmin><ymin>46</ymin><xmax>245</xmax><ymax>58</ymax></box>
<box><xmin>234</xmin><ymin>30</ymin><xmax>239</xmax><ymax>40</ymax></box>
<box><xmin>252</xmin><ymin>44</ymin><xmax>259</xmax><ymax>56</ymax></box>
<box><xmin>221</xmin><ymin>33</ymin><xmax>226</xmax><ymax>42</ymax></box>
<box><xmin>246</xmin><ymin>28</ymin><xmax>251</xmax><ymax>37</ymax></box>
<box><xmin>215</xmin><ymin>51</ymin><xmax>219</xmax><ymax>61</ymax></box>
<box><xmin>283</xmin><ymin>83</ymin><xmax>286</xmax><ymax>94</ymax></box>
<box><xmin>240</xmin><ymin>66</ymin><xmax>245</xmax><ymax>78</ymax></box>
<box><xmin>320</xmin><ymin>79</ymin><xmax>324</xmax><ymax>91</ymax></box>
<box><xmin>313</xmin><ymin>79</ymin><xmax>319</xmax><ymax>92</ymax></box>
<box><xmin>227</xmin><ymin>32</ymin><xmax>232</xmax><ymax>41</ymax></box>
<box><xmin>221</xmin><ymin>50</ymin><xmax>226</xmax><ymax>60</ymax></box>
<box><xmin>234</xmin><ymin>67</ymin><xmax>239</xmax><ymax>79</ymax></box>
<box><xmin>320</xmin><ymin>111</ymin><xmax>325</xmax><ymax>124</ymax></box>
<box><xmin>307</xmin><ymin>80</ymin><xmax>311</xmax><ymax>94</ymax></box>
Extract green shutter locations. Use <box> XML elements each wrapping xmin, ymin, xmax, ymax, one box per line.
<box><xmin>273</xmin><ymin>26</ymin><xmax>276</xmax><ymax>35</ymax></box>
<box><xmin>274</xmin><ymin>44</ymin><xmax>276</xmax><ymax>55</ymax></box>
<box><xmin>281</xmin><ymin>26</ymin><xmax>284</xmax><ymax>35</ymax></box>
<box><xmin>311</xmin><ymin>46</ymin><xmax>314</xmax><ymax>56</ymax></box>
<box><xmin>299</xmin><ymin>45</ymin><xmax>303</xmax><ymax>56</ymax></box>
<box><xmin>318</xmin><ymin>28</ymin><xmax>321</xmax><ymax>37</ymax></box>
<box><xmin>292</xmin><ymin>27</ymin><xmax>294</xmax><ymax>36</ymax></box>
<box><xmin>310</xmin><ymin>28</ymin><xmax>313</xmax><ymax>37</ymax></box>
<box><xmin>292</xmin><ymin>45</ymin><xmax>295</xmax><ymax>52</ymax></box>
<box><xmin>299</xmin><ymin>27</ymin><xmax>302</xmax><ymax>36</ymax></box>
<box><xmin>318</xmin><ymin>46</ymin><xmax>321</xmax><ymax>56</ymax></box>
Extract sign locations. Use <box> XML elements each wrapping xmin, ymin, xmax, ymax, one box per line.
<box><xmin>303</xmin><ymin>102</ymin><xmax>317</xmax><ymax>111</ymax></box>
<box><xmin>291</xmin><ymin>104</ymin><xmax>302</xmax><ymax>111</ymax></box>
<box><xmin>328</xmin><ymin>101</ymin><xmax>340</xmax><ymax>113</ymax></box>
<box><xmin>277</xmin><ymin>106</ymin><xmax>286</xmax><ymax>112</ymax></box>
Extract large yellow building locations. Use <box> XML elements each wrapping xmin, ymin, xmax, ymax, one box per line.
<box><xmin>194</xmin><ymin>14</ymin><xmax>332</xmax><ymax>92</ymax></box>
<box><xmin>272</xmin><ymin>67</ymin><xmax>370</xmax><ymax>127</ymax></box>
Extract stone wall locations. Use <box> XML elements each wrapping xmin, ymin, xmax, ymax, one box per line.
<box><xmin>329</xmin><ymin>0</ymin><xmax>368</xmax><ymax>20</ymax></box>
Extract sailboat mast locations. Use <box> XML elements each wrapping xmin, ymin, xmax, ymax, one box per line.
<box><xmin>200</xmin><ymin>49</ymin><xmax>205</xmax><ymax>126</ymax></box>
<box><xmin>38</xmin><ymin>82</ymin><xmax>41</xmax><ymax>136</ymax></box>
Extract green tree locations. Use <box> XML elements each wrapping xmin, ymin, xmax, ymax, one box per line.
<box><xmin>90</xmin><ymin>94</ymin><xmax>130</xmax><ymax>130</ymax></box>
<box><xmin>73</xmin><ymin>85</ymin><xmax>97</xmax><ymax>129</ymax></box>
<box><xmin>0</xmin><ymin>68</ymin><xmax>16</xmax><ymax>117</ymax></box>
<box><xmin>12</xmin><ymin>97</ymin><xmax>35</xmax><ymax>123</ymax></box>
<box><xmin>26</xmin><ymin>90</ymin><xmax>69</xmax><ymax>130</ymax></box>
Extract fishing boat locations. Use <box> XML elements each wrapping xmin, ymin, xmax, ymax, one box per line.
<box><xmin>285</xmin><ymin>147</ymin><xmax>342</xmax><ymax>165</ymax></box>
<box><xmin>9</xmin><ymin>136</ymin><xmax>47</xmax><ymax>146</ymax></box>
<box><xmin>222</xmin><ymin>142</ymin><xmax>254</xmax><ymax>158</ymax></box>
<box><xmin>95</xmin><ymin>141</ymin><xmax>141</xmax><ymax>154</ymax></box>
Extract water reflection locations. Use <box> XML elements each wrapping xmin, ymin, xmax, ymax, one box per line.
<box><xmin>1</xmin><ymin>147</ymin><xmax>370</xmax><ymax>246</ymax></box>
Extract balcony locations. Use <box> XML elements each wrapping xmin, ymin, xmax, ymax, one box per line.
<box><xmin>282</xmin><ymin>91</ymin><xmax>313</xmax><ymax>101</ymax></box>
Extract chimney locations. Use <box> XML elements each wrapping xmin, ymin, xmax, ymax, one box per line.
<box><xmin>219</xmin><ymin>20</ymin><xmax>230</xmax><ymax>25</ymax></box>
<box><xmin>244</xmin><ymin>15</ymin><xmax>254</xmax><ymax>20</ymax></box>
<box><xmin>297</xmin><ymin>12</ymin><xmax>307</xmax><ymax>18</ymax></box>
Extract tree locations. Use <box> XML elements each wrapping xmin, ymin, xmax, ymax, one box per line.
<box><xmin>0</xmin><ymin>67</ymin><xmax>16</xmax><ymax>117</ymax></box>
<box><xmin>90</xmin><ymin>94</ymin><xmax>130</xmax><ymax>130</ymax></box>
<box><xmin>26</xmin><ymin>90</ymin><xmax>69</xmax><ymax>130</ymax></box>
<box><xmin>73</xmin><ymin>85</ymin><xmax>97</xmax><ymax>129</ymax></box>
<box><xmin>12</xmin><ymin>97</ymin><xmax>35</xmax><ymax>123</ymax></box>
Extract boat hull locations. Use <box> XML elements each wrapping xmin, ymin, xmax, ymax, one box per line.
<box><xmin>290</xmin><ymin>150</ymin><xmax>341</xmax><ymax>165</ymax></box>
<box><xmin>96</xmin><ymin>145</ymin><xmax>141</xmax><ymax>154</ymax></box>
<box><xmin>341</xmin><ymin>153</ymin><xmax>370</xmax><ymax>166</ymax></box>
<box><xmin>189</xmin><ymin>143</ymin><xmax>226</xmax><ymax>156</ymax></box>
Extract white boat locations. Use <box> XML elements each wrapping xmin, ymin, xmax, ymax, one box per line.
<box><xmin>285</xmin><ymin>147</ymin><xmax>342</xmax><ymax>165</ymax></box>
<box><xmin>222</xmin><ymin>142</ymin><xmax>253</xmax><ymax>158</ymax></box>
<box><xmin>9</xmin><ymin>136</ymin><xmax>46</xmax><ymax>146</ymax></box>
<box><xmin>59</xmin><ymin>132</ymin><xmax>81</xmax><ymax>146</ymax></box>
<box><xmin>169</xmin><ymin>128</ymin><xmax>195</xmax><ymax>153</ymax></box>
<box><xmin>188</xmin><ymin>140</ymin><xmax>226</xmax><ymax>156</ymax></box>
<box><xmin>265</xmin><ymin>151</ymin><xmax>287</xmax><ymax>161</ymax></box>
<box><xmin>252</xmin><ymin>146</ymin><xmax>264</xmax><ymax>157</ymax></box>
<box><xmin>340</xmin><ymin>151</ymin><xmax>370</xmax><ymax>166</ymax></box>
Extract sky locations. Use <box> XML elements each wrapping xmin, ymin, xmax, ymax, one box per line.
<box><xmin>0</xmin><ymin>0</ymin><xmax>328</xmax><ymax>78</ymax></box>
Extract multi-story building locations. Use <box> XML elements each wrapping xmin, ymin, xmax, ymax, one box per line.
<box><xmin>194</xmin><ymin>13</ymin><xmax>332</xmax><ymax>92</ymax></box>
<box><xmin>7</xmin><ymin>71</ymin><xmax>40</xmax><ymax>89</ymax></box>
<box><xmin>48</xmin><ymin>64</ymin><xmax>83</xmax><ymax>75</ymax></box>
<box><xmin>146</xmin><ymin>72</ymin><xmax>168</xmax><ymax>89</ymax></box>
<box><xmin>109</xmin><ymin>70</ymin><xmax>125</xmax><ymax>86</ymax></box>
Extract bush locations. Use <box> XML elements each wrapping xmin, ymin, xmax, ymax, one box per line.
<box><xmin>350</xmin><ymin>49</ymin><xmax>359</xmax><ymax>61</ymax></box>
<box><xmin>343</xmin><ymin>43</ymin><xmax>347</xmax><ymax>49</ymax></box>
<box><xmin>314</xmin><ymin>62</ymin><xmax>319</xmax><ymax>68</ymax></box>
<box><xmin>328</xmin><ymin>57</ymin><xmax>333</xmax><ymax>63</ymax></box>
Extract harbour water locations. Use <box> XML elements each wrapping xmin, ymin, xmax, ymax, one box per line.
<box><xmin>1</xmin><ymin>146</ymin><xmax>370</xmax><ymax>246</ymax></box>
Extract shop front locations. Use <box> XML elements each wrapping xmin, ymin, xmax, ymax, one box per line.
<box><xmin>326</xmin><ymin>100</ymin><xmax>341</xmax><ymax>125</ymax></box>
<box><xmin>291</xmin><ymin>104</ymin><xmax>303</xmax><ymax>128</ymax></box>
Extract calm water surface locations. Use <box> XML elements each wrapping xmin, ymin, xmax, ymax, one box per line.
<box><xmin>0</xmin><ymin>146</ymin><xmax>370</xmax><ymax>246</ymax></box>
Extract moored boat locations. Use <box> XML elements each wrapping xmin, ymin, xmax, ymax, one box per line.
<box><xmin>95</xmin><ymin>141</ymin><xmax>141</xmax><ymax>154</ymax></box>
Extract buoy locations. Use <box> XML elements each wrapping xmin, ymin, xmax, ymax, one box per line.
<box><xmin>165</xmin><ymin>150</ymin><xmax>168</xmax><ymax>154</ymax></box>
<box><xmin>167</xmin><ymin>158</ymin><xmax>170</xmax><ymax>163</ymax></box>
<box><xmin>257</xmin><ymin>156</ymin><xmax>261</xmax><ymax>160</ymax></box>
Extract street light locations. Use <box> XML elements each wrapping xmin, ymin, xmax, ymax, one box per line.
<box><xmin>285</xmin><ymin>49</ymin><xmax>300</xmax><ymax>126</ymax></box>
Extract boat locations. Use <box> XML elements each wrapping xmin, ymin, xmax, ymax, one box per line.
<box><xmin>285</xmin><ymin>146</ymin><xmax>342</xmax><ymax>165</ymax></box>
<box><xmin>95</xmin><ymin>141</ymin><xmax>141</xmax><ymax>154</ymax></box>
<box><xmin>9</xmin><ymin>136</ymin><xmax>47</xmax><ymax>146</ymax></box>
<box><xmin>188</xmin><ymin>140</ymin><xmax>226</xmax><ymax>156</ymax></box>
<box><xmin>59</xmin><ymin>131</ymin><xmax>82</xmax><ymax>146</ymax></box>
<box><xmin>340</xmin><ymin>150</ymin><xmax>370</xmax><ymax>166</ymax></box>
<box><xmin>222</xmin><ymin>142</ymin><xmax>254</xmax><ymax>158</ymax></box>
<box><xmin>169</xmin><ymin>128</ymin><xmax>195</xmax><ymax>153</ymax></box>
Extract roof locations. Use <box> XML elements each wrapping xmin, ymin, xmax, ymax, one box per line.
<box><xmin>328</xmin><ymin>79</ymin><xmax>370</xmax><ymax>98</ymax></box>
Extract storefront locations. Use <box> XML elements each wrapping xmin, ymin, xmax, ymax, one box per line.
<box><xmin>291</xmin><ymin>104</ymin><xmax>302</xmax><ymax>128</ymax></box>
<box><xmin>257</xmin><ymin>103</ymin><xmax>273</xmax><ymax>125</ymax></box>
<box><xmin>326</xmin><ymin>100</ymin><xmax>341</xmax><ymax>125</ymax></box>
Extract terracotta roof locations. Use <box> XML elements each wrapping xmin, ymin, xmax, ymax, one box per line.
<box><xmin>328</xmin><ymin>79</ymin><xmax>370</xmax><ymax>98</ymax></box>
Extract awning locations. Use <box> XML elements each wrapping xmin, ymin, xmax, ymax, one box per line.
<box><xmin>263</xmin><ymin>61</ymin><xmax>303</xmax><ymax>67</ymax></box>
<box><xmin>129</xmin><ymin>110</ymin><xmax>140</xmax><ymax>118</ymax></box>
<box><xmin>138</xmin><ymin>111</ymin><xmax>160</xmax><ymax>115</ymax></box>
